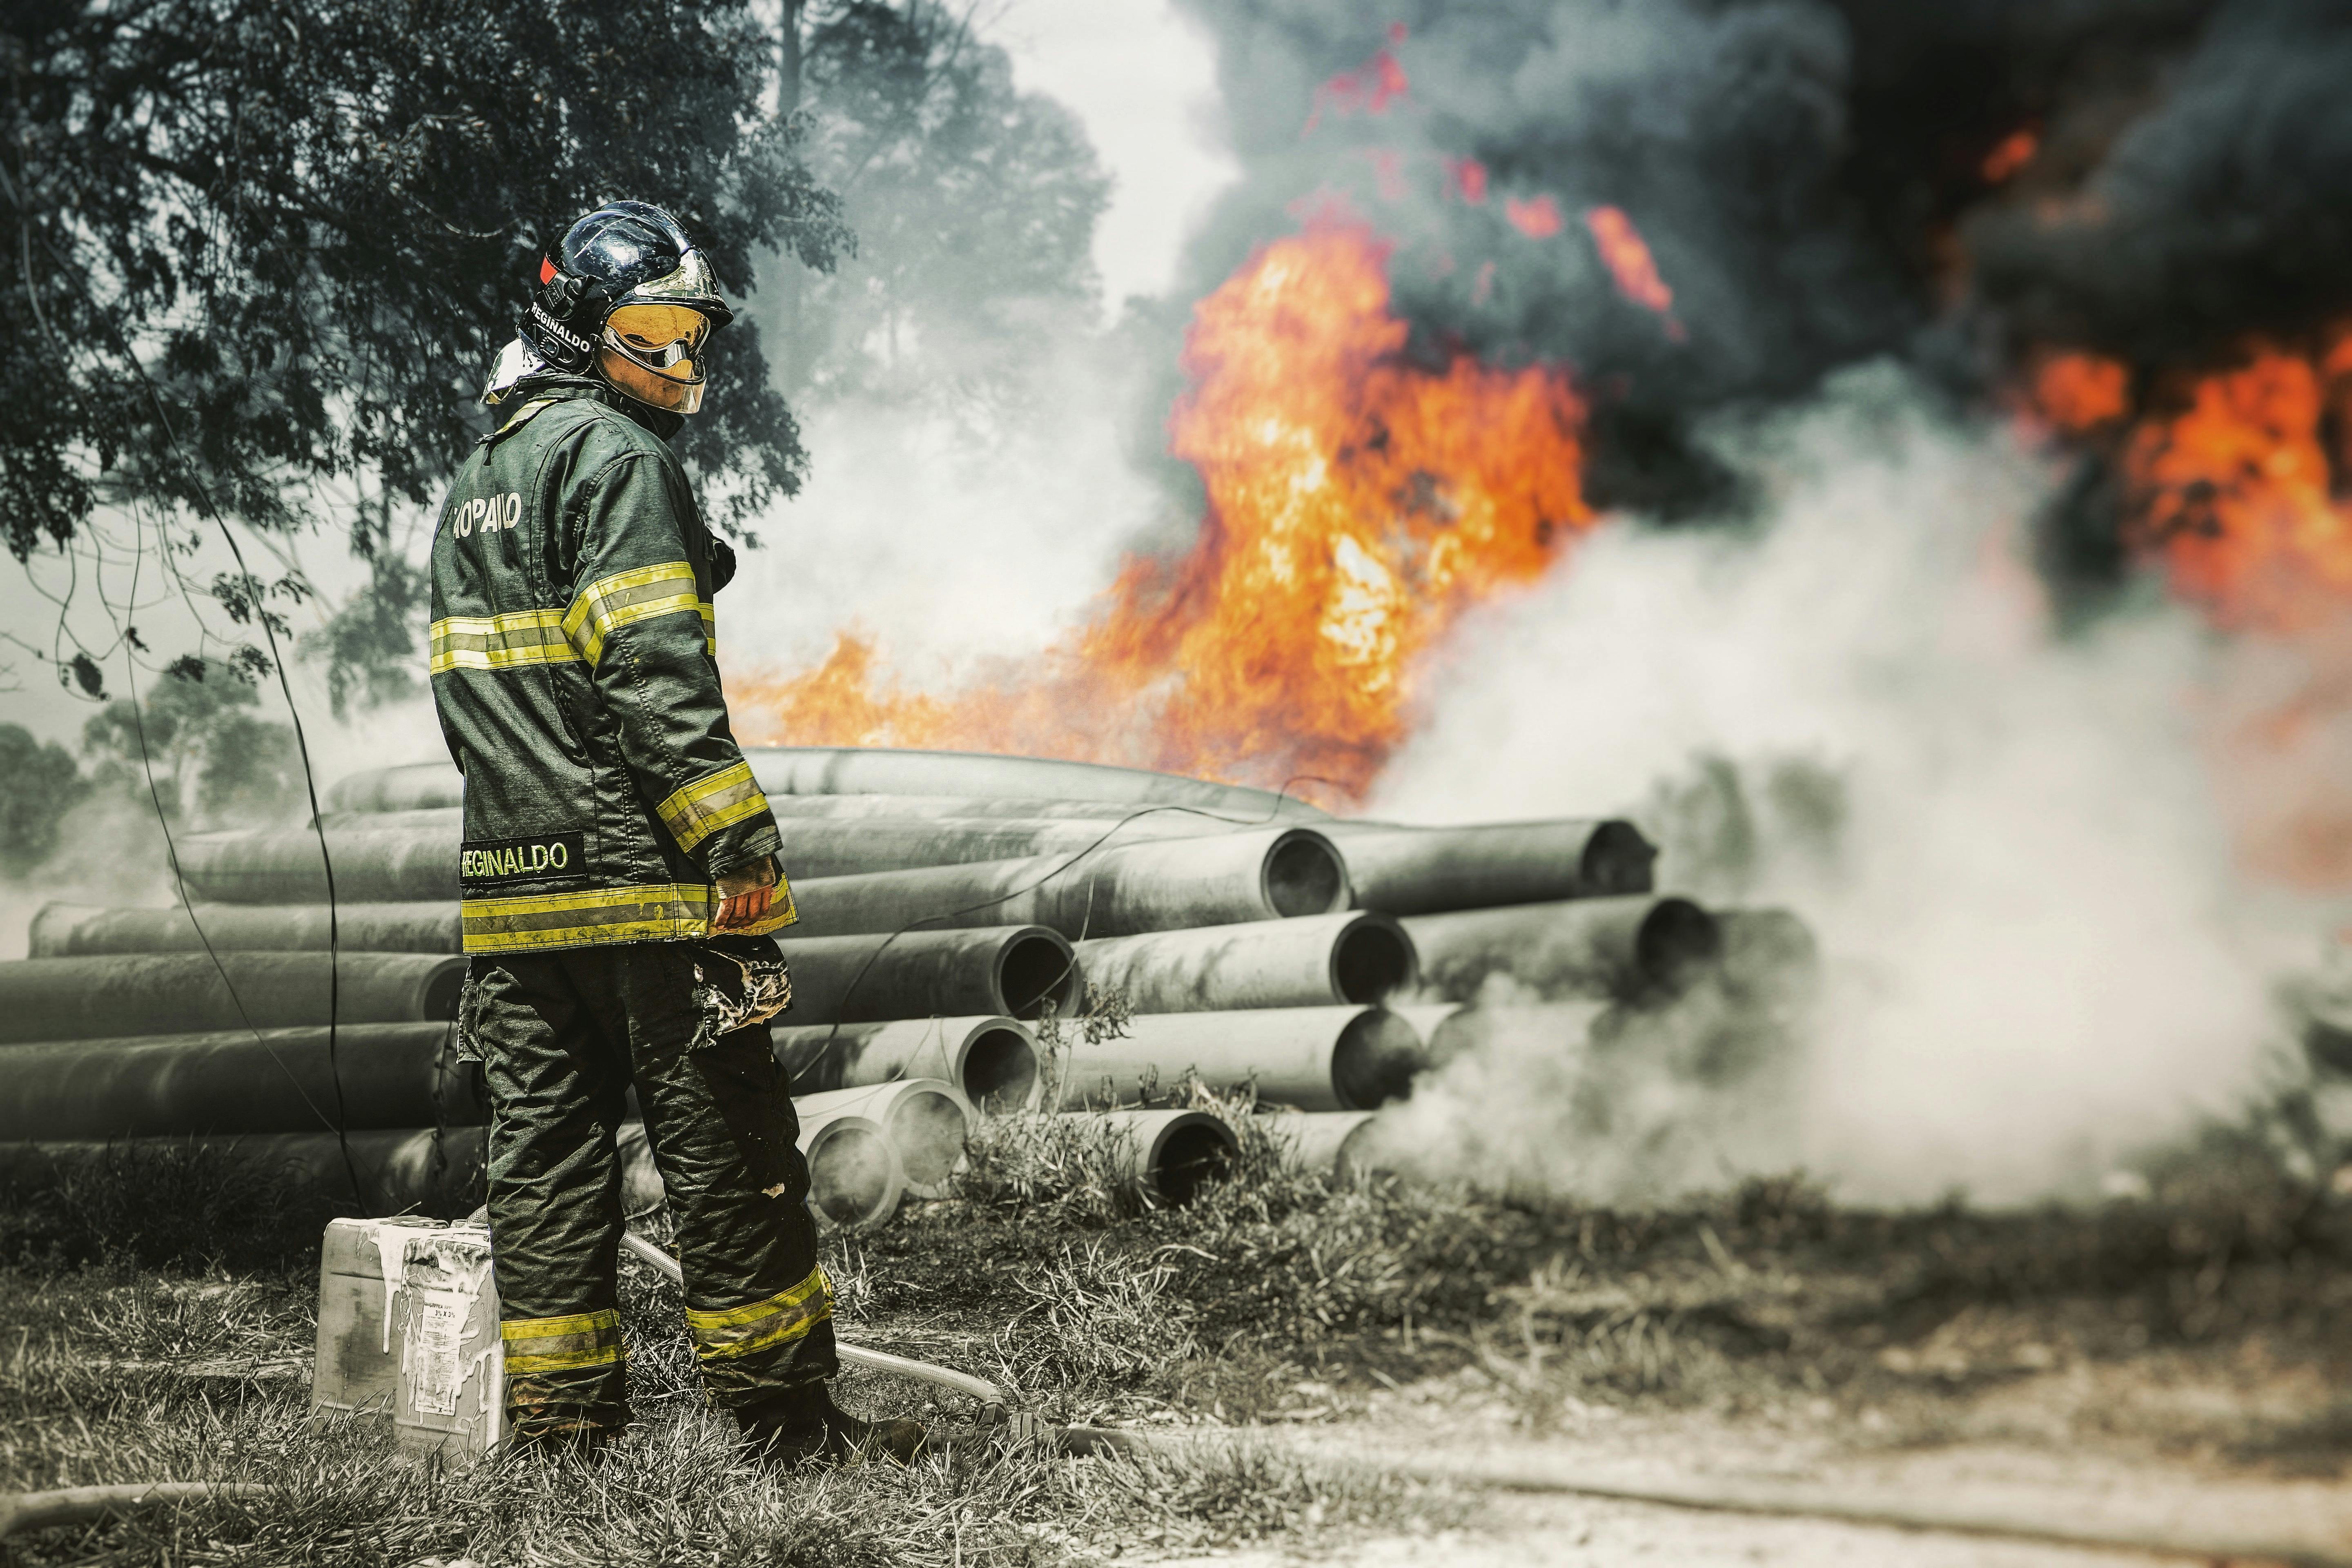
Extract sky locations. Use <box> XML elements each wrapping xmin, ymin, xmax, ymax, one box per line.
<box><xmin>990</xmin><ymin>0</ymin><xmax>1237</xmax><ymax>307</ymax></box>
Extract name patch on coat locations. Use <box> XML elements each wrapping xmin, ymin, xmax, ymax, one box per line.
<box><xmin>460</xmin><ymin>832</ymin><xmax>587</xmax><ymax>886</ymax></box>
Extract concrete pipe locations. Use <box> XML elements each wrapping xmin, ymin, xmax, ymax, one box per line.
<box><xmin>775</xmin><ymin>926</ymin><xmax>1081</xmax><ymax>1026</ymax></box>
<box><xmin>324</xmin><ymin>763</ymin><xmax>464</xmax><ymax>814</ymax></box>
<box><xmin>29</xmin><ymin>901</ymin><xmax>461</xmax><ymax>958</ymax></box>
<box><xmin>1060</xmin><ymin>1109</ymin><xmax>1238</xmax><ymax>1207</ymax></box>
<box><xmin>1326</xmin><ymin>820</ymin><xmax>1655</xmax><ymax>916</ymax></box>
<box><xmin>801</xmin><ymin>1113</ymin><xmax>905</xmax><ymax>1230</ymax></box>
<box><xmin>314</xmin><ymin>806</ymin><xmax>462</xmax><ymax>836</ymax></box>
<box><xmin>325</xmin><ymin>748</ymin><xmax>1330</xmax><ymax>820</ymax></box>
<box><xmin>174</xmin><ymin>825</ymin><xmax>457</xmax><ymax>904</ymax></box>
<box><xmin>1073</xmin><ymin>911</ymin><xmax>1416</xmax><ymax>1013</ymax></box>
<box><xmin>1392</xmin><ymin>1003</ymin><xmax>1470</xmax><ymax>1065</ymax></box>
<box><xmin>0</xmin><ymin>953</ymin><xmax>468</xmax><ymax>1044</ymax></box>
<box><xmin>1401</xmin><ymin>896</ymin><xmax>1721</xmax><ymax>1003</ymax></box>
<box><xmin>0</xmin><ymin>1126</ymin><xmax>487</xmax><ymax>1217</ymax></box>
<box><xmin>1412</xmin><ymin>1000</ymin><xmax>1620</xmax><ymax>1068</ymax></box>
<box><xmin>764</xmin><ymin>813</ymin><xmax>1234</xmax><ymax>880</ymax></box>
<box><xmin>1259</xmin><ymin>1110</ymin><xmax>1380</xmax><ymax>1180</ymax></box>
<box><xmin>781</xmin><ymin>825</ymin><xmax>1350</xmax><ymax>942</ymax></box>
<box><xmin>743</xmin><ymin>746</ymin><xmax>1325</xmax><ymax>819</ymax></box>
<box><xmin>282</xmin><ymin>804</ymin><xmax>1232</xmax><ymax>889</ymax></box>
<box><xmin>796</xmin><ymin>1080</ymin><xmax>973</xmax><ymax>1199</ymax></box>
<box><xmin>770</xmin><ymin>1015</ymin><xmax>1040</xmax><ymax>1111</ymax></box>
<box><xmin>0</xmin><ymin>1025</ymin><xmax>480</xmax><ymax>1140</ymax></box>
<box><xmin>1049</xmin><ymin>1007</ymin><xmax>1423</xmax><ymax>1112</ymax></box>
<box><xmin>763</xmin><ymin>794</ymin><xmax>1261</xmax><ymax>822</ymax></box>
<box><xmin>1717</xmin><ymin>908</ymin><xmax>1821</xmax><ymax>1004</ymax></box>
<box><xmin>616</xmin><ymin>1112</ymin><xmax>906</xmax><ymax>1231</ymax></box>
<box><xmin>615</xmin><ymin>1119</ymin><xmax>666</xmax><ymax>1215</ymax></box>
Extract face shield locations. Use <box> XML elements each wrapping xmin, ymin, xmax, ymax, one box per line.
<box><xmin>598</xmin><ymin>302</ymin><xmax>713</xmax><ymax>414</ymax></box>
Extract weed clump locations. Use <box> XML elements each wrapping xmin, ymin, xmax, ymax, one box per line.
<box><xmin>0</xmin><ymin>1141</ymin><xmax>321</xmax><ymax>1272</ymax></box>
<box><xmin>957</xmin><ymin>1108</ymin><xmax>1162</xmax><ymax>1225</ymax></box>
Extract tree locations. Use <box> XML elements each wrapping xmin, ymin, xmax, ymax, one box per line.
<box><xmin>770</xmin><ymin>0</ymin><xmax>1110</xmax><ymax>415</ymax></box>
<box><xmin>0</xmin><ymin>723</ymin><xmax>88</xmax><ymax>874</ymax></box>
<box><xmin>2</xmin><ymin>0</ymin><xmax>852</xmax><ymax>607</ymax></box>
<box><xmin>82</xmin><ymin>657</ymin><xmax>299</xmax><ymax>827</ymax></box>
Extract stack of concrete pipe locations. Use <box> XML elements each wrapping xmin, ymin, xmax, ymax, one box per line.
<box><xmin>0</xmin><ymin>745</ymin><xmax>1812</xmax><ymax>1215</ymax></box>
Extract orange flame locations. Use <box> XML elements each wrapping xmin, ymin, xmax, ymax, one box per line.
<box><xmin>2118</xmin><ymin>332</ymin><xmax>2352</xmax><ymax>629</ymax></box>
<box><xmin>1980</xmin><ymin>127</ymin><xmax>2039</xmax><ymax>184</ymax></box>
<box><xmin>733</xmin><ymin>218</ymin><xmax>1595</xmax><ymax>802</ymax></box>
<box><xmin>1304</xmin><ymin>24</ymin><xmax>1411</xmax><ymax>134</ymax></box>
<box><xmin>2051</xmin><ymin>330</ymin><xmax>2352</xmax><ymax>885</ymax></box>
<box><xmin>1583</xmin><ymin>205</ymin><xmax>1675</xmax><ymax>316</ymax></box>
<box><xmin>1504</xmin><ymin>194</ymin><xmax>1564</xmax><ymax>239</ymax></box>
<box><xmin>2024</xmin><ymin>350</ymin><xmax>2130</xmax><ymax>434</ymax></box>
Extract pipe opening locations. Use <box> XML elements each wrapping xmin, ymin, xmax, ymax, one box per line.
<box><xmin>962</xmin><ymin>1027</ymin><xmax>1038</xmax><ymax>1113</ymax></box>
<box><xmin>886</xmin><ymin>1091</ymin><xmax>969</xmax><ymax>1191</ymax></box>
<box><xmin>808</xmin><ymin>1123</ymin><xmax>895</xmax><ymax>1226</ymax></box>
<box><xmin>1330</xmin><ymin>1009</ymin><xmax>1425</xmax><ymax>1109</ymax></box>
<box><xmin>1581</xmin><ymin>820</ymin><xmax>1659</xmax><ymax>896</ymax></box>
<box><xmin>996</xmin><ymin>933</ymin><xmax>1080</xmax><ymax>1020</ymax></box>
<box><xmin>1264</xmin><ymin>834</ymin><xmax>1347</xmax><ymax>918</ymax></box>
<box><xmin>1332</xmin><ymin>920</ymin><xmax>1414</xmax><ymax>1004</ymax></box>
<box><xmin>1633</xmin><ymin>898</ymin><xmax>1724</xmax><ymax>994</ymax></box>
<box><xmin>1148</xmin><ymin>1122</ymin><xmax>1234</xmax><ymax>1207</ymax></box>
<box><xmin>423</xmin><ymin>963</ymin><xmax>468</xmax><ymax>1022</ymax></box>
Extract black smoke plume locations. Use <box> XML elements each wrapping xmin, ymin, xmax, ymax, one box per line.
<box><xmin>1161</xmin><ymin>0</ymin><xmax>2350</xmax><ymax>518</ymax></box>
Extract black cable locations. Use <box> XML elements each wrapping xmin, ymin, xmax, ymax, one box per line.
<box><xmin>110</xmin><ymin>530</ymin><xmax>345</xmax><ymax>1145</ymax></box>
<box><xmin>1</xmin><ymin>164</ymin><xmax>364</xmax><ymax>1210</ymax></box>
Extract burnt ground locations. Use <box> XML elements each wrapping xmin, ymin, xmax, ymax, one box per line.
<box><xmin>3</xmin><ymin>1117</ymin><xmax>2351</xmax><ymax>1565</ymax></box>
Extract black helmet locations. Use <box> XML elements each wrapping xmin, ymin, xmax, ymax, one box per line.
<box><xmin>521</xmin><ymin>202</ymin><xmax>733</xmax><ymax>415</ymax></box>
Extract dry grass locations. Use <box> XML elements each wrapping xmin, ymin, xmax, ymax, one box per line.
<box><xmin>0</xmin><ymin>1258</ymin><xmax>1452</xmax><ymax>1567</ymax></box>
<box><xmin>6</xmin><ymin>1114</ymin><xmax>2352</xmax><ymax>1561</ymax></box>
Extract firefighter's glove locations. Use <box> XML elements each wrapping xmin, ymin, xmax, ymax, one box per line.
<box><xmin>713</xmin><ymin>855</ymin><xmax>780</xmax><ymax>932</ymax></box>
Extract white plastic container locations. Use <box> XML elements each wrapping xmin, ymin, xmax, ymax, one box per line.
<box><xmin>310</xmin><ymin>1216</ymin><xmax>503</xmax><ymax>1457</ymax></box>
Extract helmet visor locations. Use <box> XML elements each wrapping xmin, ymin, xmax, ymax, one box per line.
<box><xmin>604</xmin><ymin>304</ymin><xmax>710</xmax><ymax>377</ymax></box>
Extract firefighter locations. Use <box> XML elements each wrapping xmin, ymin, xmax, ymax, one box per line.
<box><xmin>429</xmin><ymin>201</ymin><xmax>924</xmax><ymax>1465</ymax></box>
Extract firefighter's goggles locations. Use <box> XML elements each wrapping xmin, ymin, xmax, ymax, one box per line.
<box><xmin>603</xmin><ymin>304</ymin><xmax>711</xmax><ymax>377</ymax></box>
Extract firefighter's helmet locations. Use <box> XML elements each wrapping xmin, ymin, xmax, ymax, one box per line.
<box><xmin>520</xmin><ymin>202</ymin><xmax>732</xmax><ymax>416</ymax></box>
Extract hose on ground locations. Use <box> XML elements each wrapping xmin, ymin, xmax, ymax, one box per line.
<box><xmin>614</xmin><ymin>1230</ymin><xmax>1020</xmax><ymax>1419</ymax></box>
<box><xmin>0</xmin><ymin>1482</ymin><xmax>267</xmax><ymax>1539</ymax></box>
<box><xmin>9</xmin><ymin>1434</ymin><xmax>2348</xmax><ymax>1562</ymax></box>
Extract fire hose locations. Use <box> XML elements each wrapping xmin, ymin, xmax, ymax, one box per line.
<box><xmin>614</xmin><ymin>1231</ymin><xmax>1140</xmax><ymax>1458</ymax></box>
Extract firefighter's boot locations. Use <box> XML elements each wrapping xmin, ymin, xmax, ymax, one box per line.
<box><xmin>737</xmin><ymin>1383</ymin><xmax>928</xmax><ymax>1468</ymax></box>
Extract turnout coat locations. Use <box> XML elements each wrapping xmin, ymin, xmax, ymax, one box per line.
<box><xmin>427</xmin><ymin>380</ymin><xmax>793</xmax><ymax>953</ymax></box>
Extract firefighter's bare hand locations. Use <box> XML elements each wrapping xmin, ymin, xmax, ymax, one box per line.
<box><xmin>713</xmin><ymin>856</ymin><xmax>779</xmax><ymax>931</ymax></box>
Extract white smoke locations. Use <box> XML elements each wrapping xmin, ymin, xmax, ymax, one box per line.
<box><xmin>1372</xmin><ymin>363</ymin><xmax>2296</xmax><ymax>1206</ymax></box>
<box><xmin>718</xmin><ymin>344</ymin><xmax>1178</xmax><ymax>690</ymax></box>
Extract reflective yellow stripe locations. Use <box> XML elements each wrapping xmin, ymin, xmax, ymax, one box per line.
<box><xmin>702</xmin><ymin>600</ymin><xmax>716</xmax><ymax>658</ymax></box>
<box><xmin>501</xmin><ymin>1309</ymin><xmax>623</xmax><ymax>1374</ymax></box>
<box><xmin>739</xmin><ymin>876</ymin><xmax>798</xmax><ymax>934</ymax></box>
<box><xmin>498</xmin><ymin>396</ymin><xmax>558</xmax><ymax>432</ymax></box>
<box><xmin>653</xmin><ymin>762</ymin><xmax>773</xmax><ymax>853</ymax></box>
<box><xmin>461</xmin><ymin>882</ymin><xmax>713</xmax><ymax>952</ymax></box>
<box><xmin>684</xmin><ymin>1266</ymin><xmax>832</xmax><ymax>1361</ymax></box>
<box><xmin>563</xmin><ymin>562</ymin><xmax>700</xmax><ymax>664</ymax></box>
<box><xmin>428</xmin><ymin>609</ymin><xmax>578</xmax><ymax>675</ymax></box>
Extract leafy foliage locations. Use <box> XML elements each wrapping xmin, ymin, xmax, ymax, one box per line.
<box><xmin>1</xmin><ymin>0</ymin><xmax>851</xmax><ymax>562</ymax></box>
<box><xmin>0</xmin><ymin>722</ymin><xmax>89</xmax><ymax>873</ymax></box>
<box><xmin>313</xmin><ymin>552</ymin><xmax>434</xmax><ymax>717</ymax></box>
<box><xmin>773</xmin><ymin>0</ymin><xmax>1111</xmax><ymax>413</ymax></box>
<box><xmin>81</xmin><ymin>657</ymin><xmax>300</xmax><ymax>825</ymax></box>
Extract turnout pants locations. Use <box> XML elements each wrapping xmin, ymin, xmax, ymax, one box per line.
<box><xmin>459</xmin><ymin>940</ymin><xmax>836</xmax><ymax>1440</ymax></box>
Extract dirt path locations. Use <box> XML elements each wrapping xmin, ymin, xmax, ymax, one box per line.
<box><xmin>1165</xmin><ymin>1361</ymin><xmax>2352</xmax><ymax>1566</ymax></box>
